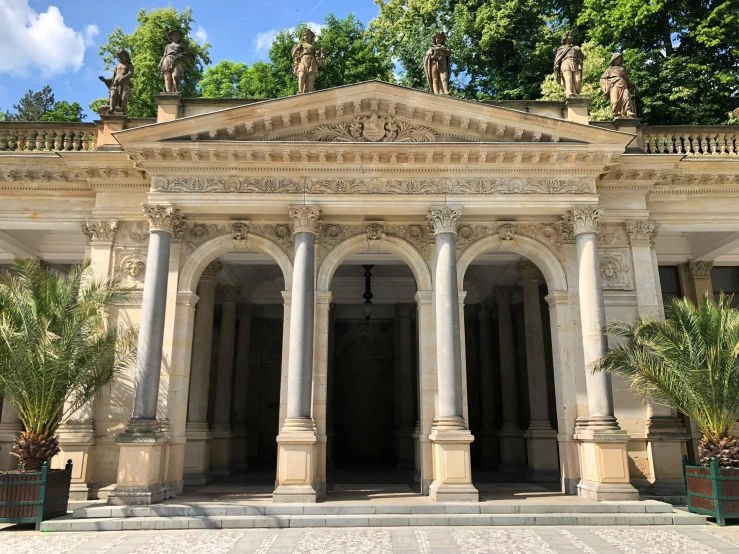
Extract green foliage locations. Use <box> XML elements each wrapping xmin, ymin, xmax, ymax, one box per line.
<box><xmin>540</xmin><ymin>41</ymin><xmax>612</xmax><ymax>120</ymax></box>
<box><xmin>596</xmin><ymin>294</ymin><xmax>739</xmax><ymax>442</ymax></box>
<box><xmin>41</xmin><ymin>100</ymin><xmax>86</xmax><ymax>122</ymax></box>
<box><xmin>578</xmin><ymin>0</ymin><xmax>739</xmax><ymax>124</ymax></box>
<box><xmin>99</xmin><ymin>7</ymin><xmax>211</xmax><ymax>117</ymax></box>
<box><xmin>88</xmin><ymin>97</ymin><xmax>108</xmax><ymax>116</ymax></box>
<box><xmin>4</xmin><ymin>86</ymin><xmax>55</xmax><ymax>121</ymax></box>
<box><xmin>197</xmin><ymin>14</ymin><xmax>394</xmax><ymax>99</ymax></box>
<box><xmin>0</xmin><ymin>259</ymin><xmax>137</xmax><ymax>439</ymax></box>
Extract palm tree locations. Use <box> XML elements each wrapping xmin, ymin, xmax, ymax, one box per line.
<box><xmin>0</xmin><ymin>258</ymin><xmax>137</xmax><ymax>471</ymax></box>
<box><xmin>596</xmin><ymin>293</ymin><xmax>739</xmax><ymax>467</ymax></box>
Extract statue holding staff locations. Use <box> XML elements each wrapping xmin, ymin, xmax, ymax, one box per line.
<box><xmin>600</xmin><ymin>53</ymin><xmax>637</xmax><ymax>118</ymax></box>
<box><xmin>553</xmin><ymin>31</ymin><xmax>584</xmax><ymax>97</ymax></box>
<box><xmin>159</xmin><ymin>29</ymin><xmax>195</xmax><ymax>94</ymax></box>
<box><xmin>292</xmin><ymin>29</ymin><xmax>325</xmax><ymax>94</ymax></box>
<box><xmin>423</xmin><ymin>32</ymin><xmax>452</xmax><ymax>95</ymax></box>
<box><xmin>98</xmin><ymin>50</ymin><xmax>133</xmax><ymax>115</ymax></box>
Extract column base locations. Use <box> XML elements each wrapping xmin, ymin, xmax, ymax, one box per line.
<box><xmin>209</xmin><ymin>423</ymin><xmax>232</xmax><ymax>477</ymax></box>
<box><xmin>107</xmin><ymin>419</ymin><xmax>170</xmax><ymax>506</ymax></box>
<box><xmin>273</xmin><ymin>418</ymin><xmax>318</xmax><ymax>503</ymax></box>
<box><xmin>524</xmin><ymin>426</ymin><xmax>559</xmax><ymax>483</ymax></box>
<box><xmin>54</xmin><ymin>420</ymin><xmax>96</xmax><ymax>500</ymax></box>
<box><xmin>575</xmin><ymin>428</ymin><xmax>639</xmax><ymax>502</ymax></box>
<box><xmin>646</xmin><ymin>416</ymin><xmax>690</xmax><ymax>496</ymax></box>
<box><xmin>184</xmin><ymin>422</ymin><xmax>211</xmax><ymax>485</ymax></box>
<box><xmin>497</xmin><ymin>425</ymin><xmax>527</xmax><ymax>475</ymax></box>
<box><xmin>429</xmin><ymin>427</ymin><xmax>478</xmax><ymax>503</ymax></box>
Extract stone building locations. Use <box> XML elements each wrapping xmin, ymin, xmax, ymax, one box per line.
<box><xmin>0</xmin><ymin>82</ymin><xmax>737</xmax><ymax>504</ymax></box>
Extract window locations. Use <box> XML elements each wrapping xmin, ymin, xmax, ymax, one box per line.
<box><xmin>711</xmin><ymin>266</ymin><xmax>739</xmax><ymax>307</ymax></box>
<box><xmin>658</xmin><ymin>266</ymin><xmax>682</xmax><ymax>306</ymax></box>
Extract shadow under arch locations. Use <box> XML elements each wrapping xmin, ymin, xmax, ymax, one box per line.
<box><xmin>317</xmin><ymin>233</ymin><xmax>433</xmax><ymax>292</ymax></box>
<box><xmin>179</xmin><ymin>233</ymin><xmax>294</xmax><ymax>293</ymax></box>
<box><xmin>457</xmin><ymin>234</ymin><xmax>568</xmax><ymax>292</ymax></box>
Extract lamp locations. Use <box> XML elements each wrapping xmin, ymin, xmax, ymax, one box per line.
<box><xmin>361</xmin><ymin>264</ymin><xmax>374</xmax><ymax>321</ymax></box>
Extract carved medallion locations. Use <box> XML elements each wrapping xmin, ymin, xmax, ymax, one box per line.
<box><xmin>312</xmin><ymin>114</ymin><xmax>438</xmax><ymax>143</ymax></box>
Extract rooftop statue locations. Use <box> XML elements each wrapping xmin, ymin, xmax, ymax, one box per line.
<box><xmin>292</xmin><ymin>29</ymin><xmax>326</xmax><ymax>94</ymax></box>
<box><xmin>600</xmin><ymin>53</ymin><xmax>637</xmax><ymax>119</ymax></box>
<box><xmin>424</xmin><ymin>32</ymin><xmax>452</xmax><ymax>95</ymax></box>
<box><xmin>553</xmin><ymin>31</ymin><xmax>584</xmax><ymax>98</ymax></box>
<box><xmin>98</xmin><ymin>50</ymin><xmax>133</xmax><ymax>115</ymax></box>
<box><xmin>159</xmin><ymin>29</ymin><xmax>194</xmax><ymax>94</ymax></box>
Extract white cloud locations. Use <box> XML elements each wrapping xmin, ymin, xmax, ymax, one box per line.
<box><xmin>0</xmin><ymin>1</ymin><xmax>97</xmax><ymax>76</ymax></box>
<box><xmin>253</xmin><ymin>22</ymin><xmax>324</xmax><ymax>55</ymax></box>
<box><xmin>194</xmin><ymin>25</ymin><xmax>208</xmax><ymax>44</ymax></box>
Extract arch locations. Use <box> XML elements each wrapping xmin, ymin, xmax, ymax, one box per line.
<box><xmin>179</xmin><ymin>233</ymin><xmax>294</xmax><ymax>294</ymax></box>
<box><xmin>317</xmin><ymin>233</ymin><xmax>433</xmax><ymax>291</ymax></box>
<box><xmin>457</xmin><ymin>234</ymin><xmax>568</xmax><ymax>291</ymax></box>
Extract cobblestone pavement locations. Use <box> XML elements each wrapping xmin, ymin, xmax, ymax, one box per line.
<box><xmin>1</xmin><ymin>526</ymin><xmax>738</xmax><ymax>553</ymax></box>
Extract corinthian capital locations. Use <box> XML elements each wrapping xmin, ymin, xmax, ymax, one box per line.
<box><xmin>201</xmin><ymin>259</ymin><xmax>223</xmax><ymax>280</ymax></box>
<box><xmin>218</xmin><ymin>283</ymin><xmax>241</xmax><ymax>302</ymax></box>
<box><xmin>494</xmin><ymin>285</ymin><xmax>515</xmax><ymax>304</ymax></box>
<box><xmin>571</xmin><ymin>206</ymin><xmax>604</xmax><ymax>236</ymax></box>
<box><xmin>427</xmin><ymin>206</ymin><xmax>462</xmax><ymax>235</ymax></box>
<box><xmin>288</xmin><ymin>206</ymin><xmax>322</xmax><ymax>234</ymax></box>
<box><xmin>142</xmin><ymin>204</ymin><xmax>186</xmax><ymax>238</ymax></box>
<box><xmin>517</xmin><ymin>258</ymin><xmax>540</xmax><ymax>281</ymax></box>
<box><xmin>688</xmin><ymin>260</ymin><xmax>713</xmax><ymax>278</ymax></box>
<box><xmin>81</xmin><ymin>219</ymin><xmax>118</xmax><ymax>243</ymax></box>
<box><xmin>625</xmin><ymin>220</ymin><xmax>660</xmax><ymax>246</ymax></box>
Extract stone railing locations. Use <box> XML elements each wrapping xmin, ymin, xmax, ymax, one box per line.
<box><xmin>642</xmin><ymin>126</ymin><xmax>738</xmax><ymax>155</ymax></box>
<box><xmin>0</xmin><ymin>123</ymin><xmax>97</xmax><ymax>152</ymax></box>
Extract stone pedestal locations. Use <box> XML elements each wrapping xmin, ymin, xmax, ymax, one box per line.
<box><xmin>564</xmin><ymin>96</ymin><xmax>592</xmax><ymax>125</ymax></box>
<box><xmin>612</xmin><ymin>117</ymin><xmax>641</xmax><ymax>148</ymax></box>
<box><xmin>428</xmin><ymin>429</ymin><xmax>478</xmax><ymax>502</ymax></box>
<box><xmin>575</xmin><ymin>429</ymin><xmax>639</xmax><ymax>501</ymax></box>
<box><xmin>155</xmin><ymin>93</ymin><xmax>182</xmax><ymax>122</ymax></box>
<box><xmin>274</xmin><ymin>422</ymin><xmax>319</xmax><ymax>503</ymax></box>
<box><xmin>96</xmin><ymin>114</ymin><xmax>127</xmax><ymax>149</ymax></box>
<box><xmin>645</xmin><ymin>414</ymin><xmax>690</xmax><ymax>495</ymax></box>
<box><xmin>54</xmin><ymin>420</ymin><xmax>96</xmax><ymax>500</ymax></box>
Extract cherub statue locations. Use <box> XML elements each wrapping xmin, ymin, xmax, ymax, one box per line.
<box><xmin>423</xmin><ymin>32</ymin><xmax>452</xmax><ymax>95</ymax></box>
<box><xmin>553</xmin><ymin>31</ymin><xmax>584</xmax><ymax>97</ymax></box>
<box><xmin>599</xmin><ymin>53</ymin><xmax>637</xmax><ymax>118</ymax></box>
<box><xmin>291</xmin><ymin>29</ymin><xmax>325</xmax><ymax>94</ymax></box>
<box><xmin>98</xmin><ymin>50</ymin><xmax>133</xmax><ymax>115</ymax></box>
<box><xmin>159</xmin><ymin>29</ymin><xmax>194</xmax><ymax>94</ymax></box>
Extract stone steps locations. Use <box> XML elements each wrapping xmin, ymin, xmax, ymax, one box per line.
<box><xmin>38</xmin><ymin>501</ymin><xmax>707</xmax><ymax>531</ymax></box>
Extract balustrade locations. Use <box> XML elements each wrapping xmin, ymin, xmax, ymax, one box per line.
<box><xmin>643</xmin><ymin>127</ymin><xmax>738</xmax><ymax>156</ymax></box>
<box><xmin>0</xmin><ymin>124</ymin><xmax>96</xmax><ymax>152</ymax></box>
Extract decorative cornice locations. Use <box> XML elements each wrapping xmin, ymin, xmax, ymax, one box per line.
<box><xmin>151</xmin><ymin>176</ymin><xmax>596</xmax><ymax>195</ymax></box>
<box><xmin>288</xmin><ymin>206</ymin><xmax>322</xmax><ymax>234</ymax></box>
<box><xmin>571</xmin><ymin>206</ymin><xmax>604</xmax><ymax>236</ymax></box>
<box><xmin>82</xmin><ymin>219</ymin><xmax>118</xmax><ymax>243</ymax></box>
<box><xmin>142</xmin><ymin>204</ymin><xmax>186</xmax><ymax>238</ymax></box>
<box><xmin>397</xmin><ymin>303</ymin><xmax>416</xmax><ymax>318</ymax></box>
<box><xmin>688</xmin><ymin>260</ymin><xmax>713</xmax><ymax>278</ymax></box>
<box><xmin>231</xmin><ymin>221</ymin><xmax>248</xmax><ymax>241</ymax></box>
<box><xmin>494</xmin><ymin>285</ymin><xmax>515</xmax><ymax>303</ymax></box>
<box><xmin>218</xmin><ymin>283</ymin><xmax>241</xmax><ymax>302</ymax></box>
<box><xmin>625</xmin><ymin>220</ymin><xmax>660</xmax><ymax>246</ymax></box>
<box><xmin>427</xmin><ymin>206</ymin><xmax>462</xmax><ymax>235</ymax></box>
<box><xmin>238</xmin><ymin>303</ymin><xmax>256</xmax><ymax>318</ymax></box>
<box><xmin>517</xmin><ymin>259</ymin><xmax>540</xmax><ymax>281</ymax></box>
<box><xmin>200</xmin><ymin>259</ymin><xmax>223</xmax><ymax>280</ymax></box>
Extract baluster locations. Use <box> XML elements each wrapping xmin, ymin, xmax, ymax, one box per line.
<box><xmin>0</xmin><ymin>130</ymin><xmax>6</xmax><ymax>151</ymax></box>
<box><xmin>45</xmin><ymin>130</ymin><xmax>54</xmax><ymax>151</ymax></box>
<box><xmin>729</xmin><ymin>133</ymin><xmax>737</xmax><ymax>155</ymax></box>
<box><xmin>657</xmin><ymin>134</ymin><xmax>666</xmax><ymax>153</ymax></box>
<box><xmin>91</xmin><ymin>132</ymin><xmax>97</xmax><ymax>151</ymax></box>
<box><xmin>710</xmin><ymin>134</ymin><xmax>718</xmax><ymax>155</ymax></box>
<box><xmin>72</xmin><ymin>131</ymin><xmax>81</xmax><ymax>151</ymax></box>
<box><xmin>81</xmin><ymin>132</ymin><xmax>90</xmax><ymax>151</ymax></box>
<box><xmin>676</xmin><ymin>135</ymin><xmax>686</xmax><ymax>154</ymax></box>
<box><xmin>718</xmin><ymin>133</ymin><xmax>727</xmax><ymax>155</ymax></box>
<box><xmin>25</xmin><ymin>130</ymin><xmax>35</xmax><ymax>150</ymax></box>
<box><xmin>63</xmin><ymin>130</ymin><xmax>72</xmax><ymax>150</ymax></box>
<box><xmin>15</xmin><ymin>130</ymin><xmax>25</xmax><ymax>151</ymax></box>
<box><xmin>54</xmin><ymin>130</ymin><xmax>62</xmax><ymax>150</ymax></box>
<box><xmin>34</xmin><ymin>130</ymin><xmax>44</xmax><ymax>151</ymax></box>
<box><xmin>643</xmin><ymin>135</ymin><xmax>651</xmax><ymax>153</ymax></box>
<box><xmin>667</xmin><ymin>133</ymin><xmax>676</xmax><ymax>153</ymax></box>
<box><xmin>696</xmin><ymin>136</ymin><xmax>705</xmax><ymax>155</ymax></box>
<box><xmin>7</xmin><ymin>131</ymin><xmax>17</xmax><ymax>151</ymax></box>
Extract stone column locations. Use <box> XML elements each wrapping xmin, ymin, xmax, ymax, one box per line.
<box><xmin>427</xmin><ymin>207</ymin><xmax>478</xmax><ymax>502</ymax></box>
<box><xmin>109</xmin><ymin>205</ymin><xmax>185</xmax><ymax>506</ymax></box>
<box><xmin>209</xmin><ymin>284</ymin><xmax>240</xmax><ymax>476</ymax></box>
<box><xmin>626</xmin><ymin>221</ymin><xmax>689</xmax><ymax>495</ymax></box>
<box><xmin>397</xmin><ymin>303</ymin><xmax>417</xmax><ymax>467</ymax></box>
<box><xmin>476</xmin><ymin>304</ymin><xmax>498</xmax><ymax>468</ymax></box>
<box><xmin>230</xmin><ymin>303</ymin><xmax>255</xmax><ymax>471</ymax></box>
<box><xmin>326</xmin><ymin>302</ymin><xmax>336</xmax><ymax>469</ymax></box>
<box><xmin>183</xmin><ymin>260</ymin><xmax>221</xmax><ymax>485</ymax></box>
<box><xmin>518</xmin><ymin>259</ymin><xmax>560</xmax><ymax>482</ymax></box>
<box><xmin>571</xmin><ymin>207</ymin><xmax>639</xmax><ymax>501</ymax></box>
<box><xmin>0</xmin><ymin>400</ymin><xmax>22</xmax><ymax>470</ymax></box>
<box><xmin>686</xmin><ymin>260</ymin><xmax>714</xmax><ymax>305</ymax></box>
<box><xmin>495</xmin><ymin>286</ymin><xmax>527</xmax><ymax>474</ymax></box>
<box><xmin>274</xmin><ymin>206</ymin><xmax>321</xmax><ymax>503</ymax></box>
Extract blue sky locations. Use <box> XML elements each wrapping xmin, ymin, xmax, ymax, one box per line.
<box><xmin>0</xmin><ymin>0</ymin><xmax>380</xmax><ymax>119</ymax></box>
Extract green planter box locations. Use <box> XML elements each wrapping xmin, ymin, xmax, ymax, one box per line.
<box><xmin>0</xmin><ymin>460</ymin><xmax>72</xmax><ymax>530</ymax></box>
<box><xmin>683</xmin><ymin>455</ymin><xmax>739</xmax><ymax>526</ymax></box>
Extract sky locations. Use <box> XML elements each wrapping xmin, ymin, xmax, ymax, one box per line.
<box><xmin>0</xmin><ymin>0</ymin><xmax>380</xmax><ymax>119</ymax></box>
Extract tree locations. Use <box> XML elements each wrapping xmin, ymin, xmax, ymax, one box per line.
<box><xmin>0</xmin><ymin>259</ymin><xmax>137</xmax><ymax>471</ymax></box>
<box><xmin>578</xmin><ymin>0</ymin><xmax>739</xmax><ymax>124</ymax></box>
<box><xmin>4</xmin><ymin>86</ymin><xmax>55</xmax><ymax>121</ymax></box>
<box><xmin>41</xmin><ymin>100</ymin><xmax>86</xmax><ymax>122</ymax></box>
<box><xmin>200</xmin><ymin>61</ymin><xmax>249</xmax><ymax>98</ymax></box>
<box><xmin>595</xmin><ymin>293</ymin><xmax>739</xmax><ymax>468</ymax></box>
<box><xmin>99</xmin><ymin>7</ymin><xmax>211</xmax><ymax>117</ymax></box>
<box><xmin>88</xmin><ymin>98</ymin><xmax>108</xmax><ymax>116</ymax></box>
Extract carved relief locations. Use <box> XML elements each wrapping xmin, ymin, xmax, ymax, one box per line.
<box><xmin>305</xmin><ymin>179</ymin><xmax>365</xmax><ymax>194</ymax></box>
<box><xmin>116</xmin><ymin>221</ymin><xmax>149</xmax><ymax>243</ymax></box>
<box><xmin>599</xmin><ymin>249</ymin><xmax>632</xmax><ymax>290</ymax></box>
<box><xmin>427</xmin><ymin>206</ymin><xmax>462</xmax><ymax>235</ymax></box>
<box><xmin>183</xmin><ymin>222</ymin><xmax>230</xmax><ymax>257</ymax></box>
<box><xmin>142</xmin><ymin>204</ymin><xmax>186</xmax><ymax>238</ymax></box>
<box><xmin>81</xmin><ymin>219</ymin><xmax>118</xmax><ymax>243</ymax></box>
<box><xmin>385</xmin><ymin>223</ymin><xmax>430</xmax><ymax>257</ymax></box>
<box><xmin>516</xmin><ymin>223</ymin><xmax>564</xmax><ymax>258</ymax></box>
<box><xmin>231</xmin><ymin>221</ymin><xmax>248</xmax><ymax>241</ymax></box>
<box><xmin>688</xmin><ymin>260</ymin><xmax>713</xmax><ymax>278</ymax></box>
<box><xmin>288</xmin><ymin>206</ymin><xmax>322</xmax><ymax>234</ymax></box>
<box><xmin>456</xmin><ymin>224</ymin><xmax>490</xmax><ymax>251</ymax></box>
<box><xmin>250</xmin><ymin>223</ymin><xmax>295</xmax><ymax>257</ymax></box>
<box><xmin>558</xmin><ymin>213</ymin><xmax>575</xmax><ymax>244</ymax></box>
<box><xmin>571</xmin><ymin>206</ymin><xmax>604</xmax><ymax>235</ymax></box>
<box><xmin>497</xmin><ymin>223</ymin><xmax>516</xmax><ymax>241</ymax></box>
<box><xmin>114</xmin><ymin>248</ymin><xmax>146</xmax><ymax>288</ymax></box>
<box><xmin>312</xmin><ymin>114</ymin><xmax>438</xmax><ymax>143</ymax></box>
<box><xmin>597</xmin><ymin>224</ymin><xmax>628</xmax><ymax>245</ymax></box>
<box><xmin>625</xmin><ymin>220</ymin><xmax>659</xmax><ymax>245</ymax></box>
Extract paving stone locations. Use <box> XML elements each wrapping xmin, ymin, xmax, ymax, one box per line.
<box><xmin>289</xmin><ymin>516</ymin><xmax>326</xmax><ymax>527</ymax></box>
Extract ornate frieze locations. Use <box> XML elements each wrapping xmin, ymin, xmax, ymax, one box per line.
<box><xmin>571</xmin><ymin>206</ymin><xmax>604</xmax><ymax>236</ymax></box>
<box><xmin>427</xmin><ymin>206</ymin><xmax>462</xmax><ymax>235</ymax></box>
<box><xmin>312</xmin><ymin>114</ymin><xmax>438</xmax><ymax>143</ymax></box>
<box><xmin>625</xmin><ymin>220</ymin><xmax>660</xmax><ymax>246</ymax></box>
<box><xmin>142</xmin><ymin>204</ymin><xmax>186</xmax><ymax>238</ymax></box>
<box><xmin>599</xmin><ymin>249</ymin><xmax>633</xmax><ymax>290</ymax></box>
<box><xmin>81</xmin><ymin>219</ymin><xmax>118</xmax><ymax>243</ymax></box>
<box><xmin>597</xmin><ymin>224</ymin><xmax>628</xmax><ymax>245</ymax></box>
<box><xmin>688</xmin><ymin>260</ymin><xmax>713</xmax><ymax>278</ymax></box>
<box><xmin>151</xmin><ymin>176</ymin><xmax>596</xmax><ymax>195</ymax></box>
<box><xmin>288</xmin><ymin>206</ymin><xmax>322</xmax><ymax>234</ymax></box>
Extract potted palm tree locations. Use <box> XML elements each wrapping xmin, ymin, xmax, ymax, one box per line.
<box><xmin>596</xmin><ymin>293</ymin><xmax>739</xmax><ymax>525</ymax></box>
<box><xmin>0</xmin><ymin>258</ymin><xmax>136</xmax><ymax>529</ymax></box>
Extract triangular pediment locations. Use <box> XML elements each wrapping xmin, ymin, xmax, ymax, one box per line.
<box><xmin>114</xmin><ymin>81</ymin><xmax>632</xmax><ymax>149</ymax></box>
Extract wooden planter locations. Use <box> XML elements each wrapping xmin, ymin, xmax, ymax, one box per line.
<box><xmin>0</xmin><ymin>460</ymin><xmax>72</xmax><ymax>530</ymax></box>
<box><xmin>683</xmin><ymin>455</ymin><xmax>739</xmax><ymax>526</ymax></box>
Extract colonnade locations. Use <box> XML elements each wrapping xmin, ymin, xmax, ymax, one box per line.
<box><xmin>99</xmin><ymin>203</ymin><xmax>640</xmax><ymax>504</ymax></box>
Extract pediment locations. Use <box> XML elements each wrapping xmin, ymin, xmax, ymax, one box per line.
<box><xmin>114</xmin><ymin>81</ymin><xmax>632</xmax><ymax>149</ymax></box>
